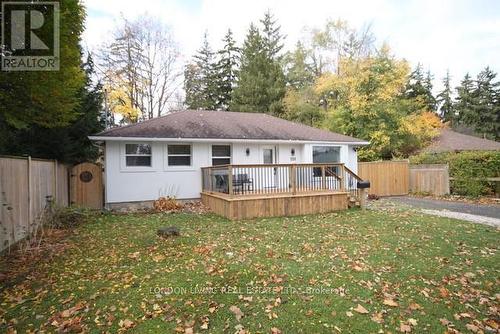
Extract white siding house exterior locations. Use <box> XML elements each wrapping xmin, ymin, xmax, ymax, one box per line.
<box><xmin>90</xmin><ymin>110</ymin><xmax>368</xmax><ymax>208</ymax></box>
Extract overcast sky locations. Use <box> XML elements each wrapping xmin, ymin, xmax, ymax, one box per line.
<box><xmin>82</xmin><ymin>0</ymin><xmax>500</xmax><ymax>91</ymax></box>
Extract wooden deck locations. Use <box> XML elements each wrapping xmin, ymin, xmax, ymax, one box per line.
<box><xmin>200</xmin><ymin>163</ymin><xmax>362</xmax><ymax>220</ymax></box>
<box><xmin>201</xmin><ymin>191</ymin><xmax>349</xmax><ymax>220</ymax></box>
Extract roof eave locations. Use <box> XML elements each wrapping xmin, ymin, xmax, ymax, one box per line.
<box><xmin>88</xmin><ymin>136</ymin><xmax>370</xmax><ymax>146</ymax></box>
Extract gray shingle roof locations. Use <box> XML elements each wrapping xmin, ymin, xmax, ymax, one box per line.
<box><xmin>94</xmin><ymin>110</ymin><xmax>367</xmax><ymax>143</ymax></box>
<box><xmin>424</xmin><ymin>128</ymin><xmax>500</xmax><ymax>153</ymax></box>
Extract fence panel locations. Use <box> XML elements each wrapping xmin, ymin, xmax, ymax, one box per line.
<box><xmin>409</xmin><ymin>164</ymin><xmax>450</xmax><ymax>196</ymax></box>
<box><xmin>0</xmin><ymin>156</ymin><xmax>69</xmax><ymax>252</ymax></box>
<box><xmin>358</xmin><ymin>160</ymin><xmax>410</xmax><ymax>196</ymax></box>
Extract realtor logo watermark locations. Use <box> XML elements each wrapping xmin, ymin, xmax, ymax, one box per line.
<box><xmin>1</xmin><ymin>1</ymin><xmax>60</xmax><ymax>71</ymax></box>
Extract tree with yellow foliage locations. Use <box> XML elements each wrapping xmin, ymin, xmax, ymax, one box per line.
<box><xmin>315</xmin><ymin>46</ymin><xmax>441</xmax><ymax>160</ymax></box>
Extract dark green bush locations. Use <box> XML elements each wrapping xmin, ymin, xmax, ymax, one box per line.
<box><xmin>411</xmin><ymin>151</ymin><xmax>500</xmax><ymax>197</ymax></box>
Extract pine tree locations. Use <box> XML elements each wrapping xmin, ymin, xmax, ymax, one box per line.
<box><xmin>285</xmin><ymin>41</ymin><xmax>315</xmax><ymax>90</ymax></box>
<box><xmin>471</xmin><ymin>67</ymin><xmax>500</xmax><ymax>140</ymax></box>
<box><xmin>436</xmin><ymin>70</ymin><xmax>454</xmax><ymax>123</ymax></box>
<box><xmin>215</xmin><ymin>29</ymin><xmax>240</xmax><ymax>110</ymax></box>
<box><xmin>405</xmin><ymin>64</ymin><xmax>436</xmax><ymax>112</ymax></box>
<box><xmin>184</xmin><ymin>34</ymin><xmax>218</xmax><ymax>109</ymax></box>
<box><xmin>231</xmin><ymin>16</ymin><xmax>286</xmax><ymax>115</ymax></box>
<box><xmin>423</xmin><ymin>70</ymin><xmax>437</xmax><ymax>111</ymax></box>
<box><xmin>260</xmin><ymin>10</ymin><xmax>284</xmax><ymax>59</ymax></box>
<box><xmin>455</xmin><ymin>73</ymin><xmax>475</xmax><ymax>126</ymax></box>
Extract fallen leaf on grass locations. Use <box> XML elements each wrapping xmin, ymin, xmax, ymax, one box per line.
<box><xmin>400</xmin><ymin>323</ymin><xmax>411</xmax><ymax>333</ymax></box>
<box><xmin>408</xmin><ymin>302</ymin><xmax>421</xmax><ymax>311</ymax></box>
<box><xmin>371</xmin><ymin>312</ymin><xmax>384</xmax><ymax>324</ymax></box>
<box><xmin>465</xmin><ymin>323</ymin><xmax>481</xmax><ymax>333</ymax></box>
<box><xmin>354</xmin><ymin>304</ymin><xmax>369</xmax><ymax>314</ymax></box>
<box><xmin>118</xmin><ymin>319</ymin><xmax>135</xmax><ymax>329</ymax></box>
<box><xmin>229</xmin><ymin>305</ymin><xmax>244</xmax><ymax>321</ymax></box>
<box><xmin>439</xmin><ymin>287</ymin><xmax>450</xmax><ymax>298</ymax></box>
<box><xmin>383</xmin><ymin>299</ymin><xmax>399</xmax><ymax>307</ymax></box>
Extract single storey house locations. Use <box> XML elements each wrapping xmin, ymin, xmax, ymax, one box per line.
<box><xmin>90</xmin><ymin>110</ymin><xmax>369</xmax><ymax>217</ymax></box>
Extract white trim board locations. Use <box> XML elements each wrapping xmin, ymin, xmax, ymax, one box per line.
<box><xmin>89</xmin><ymin>136</ymin><xmax>369</xmax><ymax>146</ymax></box>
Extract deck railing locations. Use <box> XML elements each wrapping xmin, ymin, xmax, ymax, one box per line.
<box><xmin>201</xmin><ymin>163</ymin><xmax>363</xmax><ymax>201</ymax></box>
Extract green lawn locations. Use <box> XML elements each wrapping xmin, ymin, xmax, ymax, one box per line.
<box><xmin>1</xmin><ymin>209</ymin><xmax>499</xmax><ymax>333</ymax></box>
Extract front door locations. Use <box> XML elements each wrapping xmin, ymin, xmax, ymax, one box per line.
<box><xmin>262</xmin><ymin>146</ymin><xmax>278</xmax><ymax>188</ymax></box>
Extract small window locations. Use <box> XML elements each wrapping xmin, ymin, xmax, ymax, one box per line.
<box><xmin>212</xmin><ymin>145</ymin><xmax>231</xmax><ymax>166</ymax></box>
<box><xmin>125</xmin><ymin>143</ymin><xmax>152</xmax><ymax>167</ymax></box>
<box><xmin>168</xmin><ymin>145</ymin><xmax>191</xmax><ymax>166</ymax></box>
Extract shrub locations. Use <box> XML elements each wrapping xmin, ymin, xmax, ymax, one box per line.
<box><xmin>411</xmin><ymin>151</ymin><xmax>500</xmax><ymax>197</ymax></box>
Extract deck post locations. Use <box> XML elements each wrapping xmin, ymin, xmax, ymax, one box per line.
<box><xmin>360</xmin><ymin>188</ymin><xmax>367</xmax><ymax>210</ymax></box>
<box><xmin>290</xmin><ymin>165</ymin><xmax>296</xmax><ymax>195</ymax></box>
<box><xmin>340</xmin><ymin>165</ymin><xmax>346</xmax><ymax>191</ymax></box>
<box><xmin>321</xmin><ymin>166</ymin><xmax>326</xmax><ymax>189</ymax></box>
<box><xmin>227</xmin><ymin>165</ymin><xmax>233</xmax><ymax>196</ymax></box>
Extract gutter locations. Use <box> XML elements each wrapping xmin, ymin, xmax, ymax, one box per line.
<box><xmin>88</xmin><ymin>136</ymin><xmax>370</xmax><ymax>146</ymax></box>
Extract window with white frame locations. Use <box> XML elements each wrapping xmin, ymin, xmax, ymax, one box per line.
<box><xmin>125</xmin><ymin>143</ymin><xmax>152</xmax><ymax>167</ymax></box>
<box><xmin>167</xmin><ymin>144</ymin><xmax>192</xmax><ymax>166</ymax></box>
<box><xmin>312</xmin><ymin>146</ymin><xmax>340</xmax><ymax>177</ymax></box>
<box><xmin>212</xmin><ymin>145</ymin><xmax>231</xmax><ymax>166</ymax></box>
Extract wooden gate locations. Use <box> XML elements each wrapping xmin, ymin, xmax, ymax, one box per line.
<box><xmin>358</xmin><ymin>160</ymin><xmax>410</xmax><ymax>196</ymax></box>
<box><xmin>70</xmin><ymin>163</ymin><xmax>103</xmax><ymax>209</ymax></box>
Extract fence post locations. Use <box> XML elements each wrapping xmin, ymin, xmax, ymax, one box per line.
<box><xmin>53</xmin><ymin>159</ymin><xmax>58</xmax><ymax>204</ymax></box>
<box><xmin>27</xmin><ymin>156</ymin><xmax>32</xmax><ymax>235</ymax></box>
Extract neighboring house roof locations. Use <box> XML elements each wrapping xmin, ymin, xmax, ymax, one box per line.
<box><xmin>91</xmin><ymin>110</ymin><xmax>368</xmax><ymax>144</ymax></box>
<box><xmin>423</xmin><ymin>128</ymin><xmax>500</xmax><ymax>153</ymax></box>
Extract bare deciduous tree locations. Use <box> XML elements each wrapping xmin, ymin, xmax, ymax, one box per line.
<box><xmin>100</xmin><ymin>14</ymin><xmax>181</xmax><ymax>123</ymax></box>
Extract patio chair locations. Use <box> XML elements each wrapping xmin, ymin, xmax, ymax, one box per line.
<box><xmin>232</xmin><ymin>174</ymin><xmax>254</xmax><ymax>194</ymax></box>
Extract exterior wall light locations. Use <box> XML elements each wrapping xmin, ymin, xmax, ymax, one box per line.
<box><xmin>246</xmin><ymin>148</ymin><xmax>250</xmax><ymax>156</ymax></box>
<box><xmin>291</xmin><ymin>148</ymin><xmax>295</xmax><ymax>156</ymax></box>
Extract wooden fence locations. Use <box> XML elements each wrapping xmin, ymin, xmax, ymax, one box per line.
<box><xmin>0</xmin><ymin>156</ymin><xmax>69</xmax><ymax>252</ymax></box>
<box><xmin>358</xmin><ymin>160</ymin><xmax>410</xmax><ymax>196</ymax></box>
<box><xmin>409</xmin><ymin>164</ymin><xmax>450</xmax><ymax>196</ymax></box>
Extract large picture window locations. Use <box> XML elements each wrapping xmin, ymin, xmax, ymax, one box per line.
<box><xmin>312</xmin><ymin>146</ymin><xmax>340</xmax><ymax>177</ymax></box>
<box><xmin>125</xmin><ymin>143</ymin><xmax>152</xmax><ymax>167</ymax></box>
<box><xmin>167</xmin><ymin>145</ymin><xmax>191</xmax><ymax>166</ymax></box>
<box><xmin>212</xmin><ymin>145</ymin><xmax>231</xmax><ymax>166</ymax></box>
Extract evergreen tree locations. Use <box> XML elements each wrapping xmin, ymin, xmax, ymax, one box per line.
<box><xmin>184</xmin><ymin>34</ymin><xmax>218</xmax><ymax>109</ymax></box>
<box><xmin>215</xmin><ymin>29</ymin><xmax>240</xmax><ymax>110</ymax></box>
<box><xmin>423</xmin><ymin>70</ymin><xmax>437</xmax><ymax>111</ymax></box>
<box><xmin>284</xmin><ymin>42</ymin><xmax>316</xmax><ymax>90</ymax></box>
<box><xmin>231</xmin><ymin>17</ymin><xmax>286</xmax><ymax>115</ymax></box>
<box><xmin>455</xmin><ymin>73</ymin><xmax>475</xmax><ymax>126</ymax></box>
<box><xmin>260</xmin><ymin>10</ymin><xmax>284</xmax><ymax>59</ymax></box>
<box><xmin>471</xmin><ymin>67</ymin><xmax>500</xmax><ymax>140</ymax></box>
<box><xmin>405</xmin><ymin>64</ymin><xmax>436</xmax><ymax>112</ymax></box>
<box><xmin>436</xmin><ymin>70</ymin><xmax>454</xmax><ymax>123</ymax></box>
